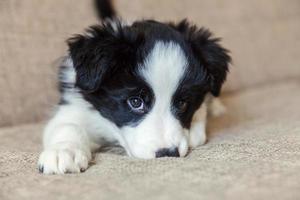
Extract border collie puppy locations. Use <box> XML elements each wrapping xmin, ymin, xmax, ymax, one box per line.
<box><xmin>38</xmin><ymin>0</ymin><xmax>231</xmax><ymax>174</ymax></box>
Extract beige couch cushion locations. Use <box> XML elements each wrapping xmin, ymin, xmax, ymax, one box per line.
<box><xmin>0</xmin><ymin>0</ymin><xmax>97</xmax><ymax>127</ymax></box>
<box><xmin>1</xmin><ymin>0</ymin><xmax>300</xmax><ymax>125</ymax></box>
<box><xmin>1</xmin><ymin>80</ymin><xmax>300</xmax><ymax>200</ymax></box>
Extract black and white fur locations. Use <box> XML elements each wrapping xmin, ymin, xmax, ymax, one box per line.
<box><xmin>38</xmin><ymin>0</ymin><xmax>231</xmax><ymax>174</ymax></box>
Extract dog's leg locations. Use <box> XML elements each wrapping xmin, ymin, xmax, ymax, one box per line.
<box><xmin>189</xmin><ymin>103</ymin><xmax>207</xmax><ymax>148</ymax></box>
<box><xmin>38</xmin><ymin>107</ymin><xmax>93</xmax><ymax>174</ymax></box>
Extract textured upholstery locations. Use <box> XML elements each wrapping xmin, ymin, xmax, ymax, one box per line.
<box><xmin>1</xmin><ymin>80</ymin><xmax>300</xmax><ymax>200</ymax></box>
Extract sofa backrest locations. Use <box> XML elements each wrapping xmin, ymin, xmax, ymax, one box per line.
<box><xmin>1</xmin><ymin>0</ymin><xmax>299</xmax><ymax>127</ymax></box>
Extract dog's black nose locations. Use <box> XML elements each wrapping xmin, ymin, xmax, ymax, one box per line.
<box><xmin>155</xmin><ymin>147</ymin><xmax>179</xmax><ymax>158</ymax></box>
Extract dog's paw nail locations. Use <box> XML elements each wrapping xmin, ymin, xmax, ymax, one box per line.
<box><xmin>38</xmin><ymin>165</ymin><xmax>44</xmax><ymax>173</ymax></box>
<box><xmin>80</xmin><ymin>168</ymin><xmax>86</xmax><ymax>173</ymax></box>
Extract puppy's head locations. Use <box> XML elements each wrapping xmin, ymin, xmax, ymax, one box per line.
<box><xmin>67</xmin><ymin>2</ymin><xmax>231</xmax><ymax>159</ymax></box>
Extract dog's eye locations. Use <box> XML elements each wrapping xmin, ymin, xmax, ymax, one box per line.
<box><xmin>176</xmin><ymin>100</ymin><xmax>188</xmax><ymax>113</ymax></box>
<box><xmin>127</xmin><ymin>97</ymin><xmax>145</xmax><ymax>113</ymax></box>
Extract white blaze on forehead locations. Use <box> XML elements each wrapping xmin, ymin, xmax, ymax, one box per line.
<box><xmin>140</xmin><ymin>41</ymin><xmax>187</xmax><ymax>105</ymax></box>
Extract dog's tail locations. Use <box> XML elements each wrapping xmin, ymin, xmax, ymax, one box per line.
<box><xmin>94</xmin><ymin>0</ymin><xmax>117</xmax><ymax>21</ymax></box>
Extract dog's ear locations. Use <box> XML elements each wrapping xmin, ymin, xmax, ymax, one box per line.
<box><xmin>170</xmin><ymin>20</ymin><xmax>231</xmax><ymax>96</ymax></box>
<box><xmin>68</xmin><ymin>24</ymin><xmax>143</xmax><ymax>92</ymax></box>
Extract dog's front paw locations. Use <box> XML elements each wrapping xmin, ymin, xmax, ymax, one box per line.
<box><xmin>189</xmin><ymin>123</ymin><xmax>207</xmax><ymax>148</ymax></box>
<box><xmin>38</xmin><ymin>145</ymin><xmax>91</xmax><ymax>175</ymax></box>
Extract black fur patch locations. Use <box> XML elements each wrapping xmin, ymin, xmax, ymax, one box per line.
<box><xmin>170</xmin><ymin>19</ymin><xmax>231</xmax><ymax>97</ymax></box>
